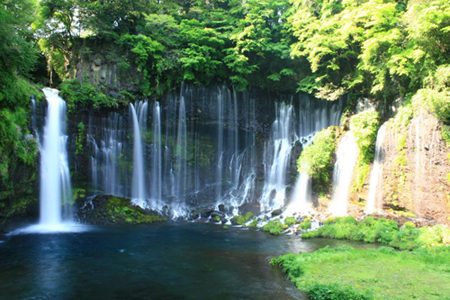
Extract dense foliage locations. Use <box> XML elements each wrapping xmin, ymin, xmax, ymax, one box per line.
<box><xmin>302</xmin><ymin>216</ymin><xmax>450</xmax><ymax>250</ymax></box>
<box><xmin>0</xmin><ymin>0</ymin><xmax>42</xmax><ymax>220</ymax></box>
<box><xmin>297</xmin><ymin>127</ymin><xmax>340</xmax><ymax>195</ymax></box>
<box><xmin>271</xmin><ymin>245</ymin><xmax>450</xmax><ymax>299</ymax></box>
<box><xmin>59</xmin><ymin>79</ymin><xmax>119</xmax><ymax>113</ymax></box>
<box><xmin>33</xmin><ymin>0</ymin><xmax>450</xmax><ymax>100</ymax></box>
<box><xmin>349</xmin><ymin>111</ymin><xmax>379</xmax><ymax>192</ymax></box>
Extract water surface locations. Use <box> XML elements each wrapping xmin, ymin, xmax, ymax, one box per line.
<box><xmin>0</xmin><ymin>223</ymin><xmax>373</xmax><ymax>299</ymax></box>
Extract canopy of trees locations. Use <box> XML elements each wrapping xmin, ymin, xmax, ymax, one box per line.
<box><xmin>31</xmin><ymin>0</ymin><xmax>449</xmax><ymax>99</ymax></box>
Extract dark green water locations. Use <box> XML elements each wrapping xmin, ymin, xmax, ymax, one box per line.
<box><xmin>0</xmin><ymin>223</ymin><xmax>373</xmax><ymax>299</ymax></box>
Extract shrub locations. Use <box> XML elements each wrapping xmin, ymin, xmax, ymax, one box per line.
<box><xmin>285</xmin><ymin>217</ymin><xmax>299</xmax><ymax>226</ymax></box>
<box><xmin>248</xmin><ymin>219</ymin><xmax>258</xmax><ymax>229</ymax></box>
<box><xmin>263</xmin><ymin>220</ymin><xmax>287</xmax><ymax>235</ymax></box>
<box><xmin>390</xmin><ymin>226</ymin><xmax>421</xmax><ymax>250</ymax></box>
<box><xmin>300</xmin><ymin>221</ymin><xmax>312</xmax><ymax>230</ymax></box>
<box><xmin>350</xmin><ymin>111</ymin><xmax>379</xmax><ymax>191</ymax></box>
<box><xmin>231</xmin><ymin>212</ymin><xmax>254</xmax><ymax>225</ymax></box>
<box><xmin>306</xmin><ymin>283</ymin><xmax>373</xmax><ymax>300</ymax></box>
<box><xmin>302</xmin><ymin>217</ymin><xmax>399</xmax><ymax>245</ymax></box>
<box><xmin>298</xmin><ymin>127</ymin><xmax>339</xmax><ymax>194</ymax></box>
<box><xmin>59</xmin><ymin>79</ymin><xmax>118</xmax><ymax>113</ymax></box>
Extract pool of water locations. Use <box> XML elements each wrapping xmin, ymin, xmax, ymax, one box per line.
<box><xmin>0</xmin><ymin>223</ymin><xmax>374</xmax><ymax>299</ymax></box>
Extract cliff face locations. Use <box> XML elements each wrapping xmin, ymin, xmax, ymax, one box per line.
<box><xmin>70</xmin><ymin>41</ymin><xmax>142</xmax><ymax>97</ymax></box>
<box><xmin>381</xmin><ymin>110</ymin><xmax>450</xmax><ymax>225</ymax></box>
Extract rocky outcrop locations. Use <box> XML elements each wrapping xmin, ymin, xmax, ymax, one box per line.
<box><xmin>77</xmin><ymin>195</ymin><xmax>166</xmax><ymax>225</ymax></box>
<box><xmin>381</xmin><ymin>110</ymin><xmax>450</xmax><ymax>225</ymax></box>
<box><xmin>70</xmin><ymin>40</ymin><xmax>142</xmax><ymax>97</ymax></box>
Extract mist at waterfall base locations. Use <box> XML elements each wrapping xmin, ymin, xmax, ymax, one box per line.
<box><xmin>80</xmin><ymin>85</ymin><xmax>346</xmax><ymax>218</ymax></box>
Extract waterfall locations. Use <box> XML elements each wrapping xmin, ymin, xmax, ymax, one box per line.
<box><xmin>329</xmin><ymin>132</ymin><xmax>358</xmax><ymax>216</ymax></box>
<box><xmin>366</xmin><ymin>123</ymin><xmax>387</xmax><ymax>214</ymax></box>
<box><xmin>97</xmin><ymin>113</ymin><xmax>126</xmax><ymax>196</ymax></box>
<box><xmin>150</xmin><ymin>101</ymin><xmax>162</xmax><ymax>209</ymax></box>
<box><xmin>260</xmin><ymin>103</ymin><xmax>296</xmax><ymax>212</ymax></box>
<box><xmin>69</xmin><ymin>86</ymin><xmax>348</xmax><ymax>218</ymax></box>
<box><xmin>130</xmin><ymin>101</ymin><xmax>148</xmax><ymax>206</ymax></box>
<box><xmin>40</xmin><ymin>89</ymin><xmax>73</xmax><ymax>225</ymax></box>
<box><xmin>30</xmin><ymin>96</ymin><xmax>38</xmax><ymax>136</ymax></box>
<box><xmin>216</xmin><ymin>88</ymin><xmax>224</xmax><ymax>202</ymax></box>
<box><xmin>174</xmin><ymin>96</ymin><xmax>188</xmax><ymax>216</ymax></box>
<box><xmin>285</xmin><ymin>172</ymin><xmax>311</xmax><ymax>215</ymax></box>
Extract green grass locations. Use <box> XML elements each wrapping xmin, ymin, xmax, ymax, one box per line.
<box><xmin>302</xmin><ymin>216</ymin><xmax>450</xmax><ymax>250</ymax></box>
<box><xmin>271</xmin><ymin>245</ymin><xmax>450</xmax><ymax>300</ymax></box>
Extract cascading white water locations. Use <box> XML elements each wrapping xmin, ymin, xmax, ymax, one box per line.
<box><xmin>87</xmin><ymin>113</ymin><xmax>126</xmax><ymax>196</ymax></box>
<box><xmin>366</xmin><ymin>123</ymin><xmax>387</xmax><ymax>214</ymax></box>
<box><xmin>30</xmin><ymin>96</ymin><xmax>38</xmax><ymax>135</ymax></box>
<box><xmin>76</xmin><ymin>87</ymin><xmax>346</xmax><ymax>219</ymax></box>
<box><xmin>260</xmin><ymin>103</ymin><xmax>296</xmax><ymax>212</ymax></box>
<box><xmin>174</xmin><ymin>96</ymin><xmax>188</xmax><ymax>217</ymax></box>
<box><xmin>150</xmin><ymin>101</ymin><xmax>162</xmax><ymax>208</ymax></box>
<box><xmin>216</xmin><ymin>88</ymin><xmax>224</xmax><ymax>202</ymax></box>
<box><xmin>39</xmin><ymin>88</ymin><xmax>73</xmax><ymax>225</ymax></box>
<box><xmin>130</xmin><ymin>101</ymin><xmax>148</xmax><ymax>206</ymax></box>
<box><xmin>329</xmin><ymin>132</ymin><xmax>358</xmax><ymax>216</ymax></box>
<box><xmin>286</xmin><ymin>170</ymin><xmax>312</xmax><ymax>216</ymax></box>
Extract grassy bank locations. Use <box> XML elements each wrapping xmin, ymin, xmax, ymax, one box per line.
<box><xmin>302</xmin><ymin>216</ymin><xmax>450</xmax><ymax>250</ymax></box>
<box><xmin>271</xmin><ymin>245</ymin><xmax>450</xmax><ymax>300</ymax></box>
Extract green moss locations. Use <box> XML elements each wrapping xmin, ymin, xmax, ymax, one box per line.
<box><xmin>75</xmin><ymin>122</ymin><xmax>85</xmax><ymax>155</ymax></box>
<box><xmin>59</xmin><ymin>79</ymin><xmax>119</xmax><ymax>113</ymax></box>
<box><xmin>263</xmin><ymin>219</ymin><xmax>287</xmax><ymax>235</ymax></box>
<box><xmin>285</xmin><ymin>217</ymin><xmax>299</xmax><ymax>226</ymax></box>
<box><xmin>271</xmin><ymin>245</ymin><xmax>450</xmax><ymax>299</ymax></box>
<box><xmin>299</xmin><ymin>221</ymin><xmax>312</xmax><ymax>230</ymax></box>
<box><xmin>213</xmin><ymin>215</ymin><xmax>221</xmax><ymax>222</ymax></box>
<box><xmin>350</xmin><ymin>111</ymin><xmax>379</xmax><ymax>192</ymax></box>
<box><xmin>248</xmin><ymin>219</ymin><xmax>258</xmax><ymax>229</ymax></box>
<box><xmin>231</xmin><ymin>212</ymin><xmax>254</xmax><ymax>226</ymax></box>
<box><xmin>298</xmin><ymin>127</ymin><xmax>339</xmax><ymax>194</ymax></box>
<box><xmin>105</xmin><ymin>196</ymin><xmax>166</xmax><ymax>224</ymax></box>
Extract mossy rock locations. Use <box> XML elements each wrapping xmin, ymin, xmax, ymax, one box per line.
<box><xmin>263</xmin><ymin>220</ymin><xmax>288</xmax><ymax>235</ymax></box>
<box><xmin>77</xmin><ymin>195</ymin><xmax>166</xmax><ymax>225</ymax></box>
<box><xmin>231</xmin><ymin>212</ymin><xmax>254</xmax><ymax>226</ymax></box>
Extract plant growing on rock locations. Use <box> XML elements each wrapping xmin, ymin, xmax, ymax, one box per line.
<box><xmin>297</xmin><ymin>127</ymin><xmax>340</xmax><ymax>194</ymax></box>
<box><xmin>231</xmin><ymin>212</ymin><xmax>254</xmax><ymax>225</ymax></box>
<box><xmin>263</xmin><ymin>219</ymin><xmax>287</xmax><ymax>235</ymax></box>
<box><xmin>350</xmin><ymin>111</ymin><xmax>379</xmax><ymax>192</ymax></box>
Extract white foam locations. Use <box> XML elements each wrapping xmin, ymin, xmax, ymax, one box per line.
<box><xmin>8</xmin><ymin>222</ymin><xmax>90</xmax><ymax>235</ymax></box>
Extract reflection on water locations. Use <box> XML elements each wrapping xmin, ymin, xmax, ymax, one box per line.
<box><xmin>0</xmin><ymin>223</ymin><xmax>376</xmax><ymax>299</ymax></box>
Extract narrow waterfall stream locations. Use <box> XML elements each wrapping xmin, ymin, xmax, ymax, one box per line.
<box><xmin>366</xmin><ymin>123</ymin><xmax>387</xmax><ymax>214</ymax></box>
<box><xmin>174</xmin><ymin>96</ymin><xmax>188</xmax><ymax>217</ymax></box>
<box><xmin>329</xmin><ymin>132</ymin><xmax>358</xmax><ymax>216</ymax></box>
<box><xmin>150</xmin><ymin>101</ymin><xmax>163</xmax><ymax>209</ymax></box>
<box><xmin>130</xmin><ymin>101</ymin><xmax>148</xmax><ymax>206</ymax></box>
<box><xmin>285</xmin><ymin>172</ymin><xmax>311</xmax><ymax>215</ymax></box>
